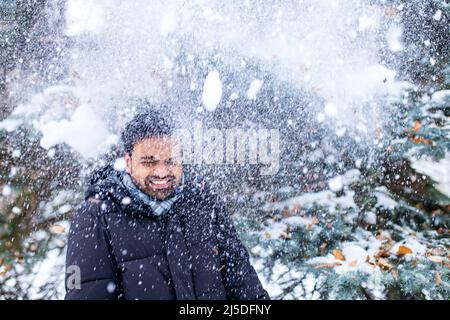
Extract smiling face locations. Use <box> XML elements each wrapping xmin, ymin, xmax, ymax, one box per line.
<box><xmin>125</xmin><ymin>136</ymin><xmax>183</xmax><ymax>200</ymax></box>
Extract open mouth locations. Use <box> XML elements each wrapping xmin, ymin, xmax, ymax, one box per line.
<box><xmin>146</xmin><ymin>177</ymin><xmax>175</xmax><ymax>189</ymax></box>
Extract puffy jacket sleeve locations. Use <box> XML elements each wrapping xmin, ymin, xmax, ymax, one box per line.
<box><xmin>214</xmin><ymin>198</ymin><xmax>270</xmax><ymax>300</ymax></box>
<box><xmin>65</xmin><ymin>199</ymin><xmax>122</xmax><ymax>300</ymax></box>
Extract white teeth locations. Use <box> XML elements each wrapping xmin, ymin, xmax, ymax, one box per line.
<box><xmin>151</xmin><ymin>180</ymin><xmax>169</xmax><ymax>185</ymax></box>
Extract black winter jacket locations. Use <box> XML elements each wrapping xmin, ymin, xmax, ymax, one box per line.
<box><xmin>65</xmin><ymin>166</ymin><xmax>269</xmax><ymax>300</ymax></box>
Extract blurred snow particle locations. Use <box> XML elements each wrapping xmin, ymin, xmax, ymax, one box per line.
<box><xmin>316</xmin><ymin>112</ymin><xmax>325</xmax><ymax>123</ymax></box>
<box><xmin>202</xmin><ymin>70</ymin><xmax>222</xmax><ymax>112</ymax></box>
<box><xmin>335</xmin><ymin>127</ymin><xmax>346</xmax><ymax>137</ymax></box>
<box><xmin>106</xmin><ymin>282</ymin><xmax>116</xmax><ymax>293</ymax></box>
<box><xmin>12</xmin><ymin>149</ymin><xmax>21</xmax><ymax>158</ymax></box>
<box><xmin>246</xmin><ymin>79</ymin><xmax>263</xmax><ymax>100</ymax></box>
<box><xmin>160</xmin><ymin>12</ymin><xmax>177</xmax><ymax>36</ymax></box>
<box><xmin>113</xmin><ymin>157</ymin><xmax>127</xmax><ymax>171</ymax></box>
<box><xmin>328</xmin><ymin>176</ymin><xmax>343</xmax><ymax>192</ymax></box>
<box><xmin>163</xmin><ymin>56</ymin><xmax>173</xmax><ymax>69</ymax></box>
<box><xmin>2</xmin><ymin>185</ymin><xmax>12</xmax><ymax>197</ymax></box>
<box><xmin>12</xmin><ymin>207</ymin><xmax>22</xmax><ymax>215</ymax></box>
<box><xmin>104</xmin><ymin>134</ymin><xmax>119</xmax><ymax>146</ymax></box>
<box><xmin>47</xmin><ymin>148</ymin><xmax>56</xmax><ymax>158</ymax></box>
<box><xmin>330</xmin><ymin>0</ymin><xmax>339</xmax><ymax>9</ymax></box>
<box><xmin>357</xmin><ymin>122</ymin><xmax>368</xmax><ymax>133</ymax></box>
<box><xmin>432</xmin><ymin>9</ymin><xmax>442</xmax><ymax>21</ymax></box>
<box><xmin>386</xmin><ymin>25</ymin><xmax>403</xmax><ymax>52</ymax></box>
<box><xmin>358</xmin><ymin>14</ymin><xmax>378</xmax><ymax>31</ymax></box>
<box><xmin>287</xmin><ymin>119</ymin><xmax>294</xmax><ymax>127</ymax></box>
<box><xmin>229</xmin><ymin>92</ymin><xmax>239</xmax><ymax>100</ymax></box>
<box><xmin>363</xmin><ymin>211</ymin><xmax>377</xmax><ymax>225</ymax></box>
<box><xmin>9</xmin><ymin>167</ymin><xmax>17</xmax><ymax>177</ymax></box>
<box><xmin>121</xmin><ymin>197</ymin><xmax>131</xmax><ymax>205</ymax></box>
<box><xmin>65</xmin><ymin>0</ymin><xmax>106</xmax><ymax>36</ymax></box>
<box><xmin>324</xmin><ymin>102</ymin><xmax>338</xmax><ymax>118</ymax></box>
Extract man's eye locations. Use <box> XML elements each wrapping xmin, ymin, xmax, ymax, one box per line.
<box><xmin>142</xmin><ymin>161</ymin><xmax>156</xmax><ymax>166</ymax></box>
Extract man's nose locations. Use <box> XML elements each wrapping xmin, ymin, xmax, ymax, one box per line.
<box><xmin>152</xmin><ymin>162</ymin><xmax>171</xmax><ymax>177</ymax></box>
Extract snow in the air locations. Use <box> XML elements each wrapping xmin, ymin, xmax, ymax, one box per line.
<box><xmin>433</xmin><ymin>9</ymin><xmax>442</xmax><ymax>21</ymax></box>
<box><xmin>38</xmin><ymin>105</ymin><xmax>109</xmax><ymax>158</ymax></box>
<box><xmin>0</xmin><ymin>0</ymin><xmax>448</xmax><ymax>301</ymax></box>
<box><xmin>328</xmin><ymin>175</ymin><xmax>343</xmax><ymax>192</ymax></box>
<box><xmin>246</xmin><ymin>79</ymin><xmax>264</xmax><ymax>100</ymax></box>
<box><xmin>202</xmin><ymin>70</ymin><xmax>223</xmax><ymax>112</ymax></box>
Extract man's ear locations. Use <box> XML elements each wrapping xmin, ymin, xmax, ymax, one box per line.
<box><xmin>125</xmin><ymin>153</ymin><xmax>132</xmax><ymax>174</ymax></box>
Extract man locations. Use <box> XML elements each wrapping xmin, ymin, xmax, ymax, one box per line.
<box><xmin>65</xmin><ymin>107</ymin><xmax>269</xmax><ymax>300</ymax></box>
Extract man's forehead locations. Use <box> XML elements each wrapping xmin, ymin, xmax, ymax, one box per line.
<box><xmin>133</xmin><ymin>136</ymin><xmax>179</xmax><ymax>153</ymax></box>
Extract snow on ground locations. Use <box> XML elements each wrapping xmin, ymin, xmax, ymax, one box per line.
<box><xmin>374</xmin><ymin>186</ymin><xmax>398</xmax><ymax>210</ymax></box>
<box><xmin>431</xmin><ymin>89</ymin><xmax>450</xmax><ymax>104</ymax></box>
<box><xmin>38</xmin><ymin>104</ymin><xmax>109</xmax><ymax>158</ymax></box>
<box><xmin>0</xmin><ymin>85</ymin><xmax>111</xmax><ymax>158</ymax></box>
<box><xmin>252</xmin><ymin>163</ymin><xmax>448</xmax><ymax>299</ymax></box>
<box><xmin>263</xmin><ymin>189</ymin><xmax>357</xmax><ymax>215</ymax></box>
<box><xmin>28</xmin><ymin>247</ymin><xmax>67</xmax><ymax>299</ymax></box>
<box><xmin>263</xmin><ymin>169</ymin><xmax>361</xmax><ymax>214</ymax></box>
<box><xmin>410</xmin><ymin>154</ymin><xmax>450</xmax><ymax>198</ymax></box>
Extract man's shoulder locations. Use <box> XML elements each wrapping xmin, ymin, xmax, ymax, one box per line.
<box><xmin>179</xmin><ymin>182</ymin><xmax>228</xmax><ymax>226</ymax></box>
<box><xmin>183</xmin><ymin>181</ymin><xmax>225</xmax><ymax>207</ymax></box>
<box><xmin>81</xmin><ymin>196</ymin><xmax>119</xmax><ymax>213</ymax></box>
<box><xmin>69</xmin><ymin>197</ymin><xmax>120</xmax><ymax>233</ymax></box>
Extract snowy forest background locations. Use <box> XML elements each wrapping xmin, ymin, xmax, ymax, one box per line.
<box><xmin>0</xmin><ymin>0</ymin><xmax>449</xmax><ymax>299</ymax></box>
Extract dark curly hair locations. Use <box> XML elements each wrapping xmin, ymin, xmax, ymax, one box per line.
<box><xmin>121</xmin><ymin>104</ymin><xmax>175</xmax><ymax>154</ymax></box>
